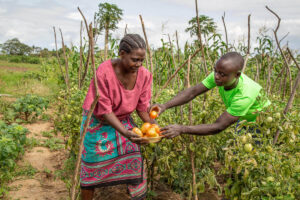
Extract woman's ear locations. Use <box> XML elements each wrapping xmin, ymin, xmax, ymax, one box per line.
<box><xmin>119</xmin><ymin>50</ymin><xmax>126</xmax><ymax>57</ymax></box>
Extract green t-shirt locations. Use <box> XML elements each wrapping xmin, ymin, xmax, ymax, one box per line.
<box><xmin>202</xmin><ymin>72</ymin><xmax>271</xmax><ymax>122</ymax></box>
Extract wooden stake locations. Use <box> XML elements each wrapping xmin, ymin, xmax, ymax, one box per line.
<box><xmin>59</xmin><ymin>28</ymin><xmax>70</xmax><ymax>92</ymax></box>
<box><xmin>242</xmin><ymin>14</ymin><xmax>251</xmax><ymax>73</ymax></box>
<box><xmin>221</xmin><ymin>12</ymin><xmax>229</xmax><ymax>52</ymax></box>
<box><xmin>195</xmin><ymin>0</ymin><xmax>208</xmax><ymax>75</ymax></box>
<box><xmin>186</xmin><ymin>56</ymin><xmax>198</xmax><ymax>200</ymax></box>
<box><xmin>273</xmin><ymin>47</ymin><xmax>300</xmax><ymax>144</ymax></box>
<box><xmin>79</xmin><ymin>21</ymin><xmax>83</xmax><ymax>89</ymax></box>
<box><xmin>53</xmin><ymin>27</ymin><xmax>67</xmax><ymax>87</ymax></box>
<box><xmin>154</xmin><ymin>49</ymin><xmax>201</xmax><ymax>100</ymax></box>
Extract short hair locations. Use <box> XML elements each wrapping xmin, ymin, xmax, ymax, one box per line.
<box><xmin>119</xmin><ymin>34</ymin><xmax>146</xmax><ymax>53</ymax></box>
<box><xmin>220</xmin><ymin>52</ymin><xmax>244</xmax><ymax>71</ymax></box>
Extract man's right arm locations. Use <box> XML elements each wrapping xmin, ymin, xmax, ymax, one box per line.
<box><xmin>151</xmin><ymin>83</ymin><xmax>209</xmax><ymax>114</ymax></box>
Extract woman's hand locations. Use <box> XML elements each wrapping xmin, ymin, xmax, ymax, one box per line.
<box><xmin>123</xmin><ymin>130</ymin><xmax>139</xmax><ymax>140</ymax></box>
<box><xmin>123</xmin><ymin>130</ymin><xmax>149</xmax><ymax>144</ymax></box>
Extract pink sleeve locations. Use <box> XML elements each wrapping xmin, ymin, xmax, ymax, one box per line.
<box><xmin>136</xmin><ymin>73</ymin><xmax>152</xmax><ymax>112</ymax></box>
<box><xmin>93</xmin><ymin>75</ymin><xmax>113</xmax><ymax>116</ymax></box>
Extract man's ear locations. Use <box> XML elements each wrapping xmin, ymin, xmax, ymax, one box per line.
<box><xmin>236</xmin><ymin>71</ymin><xmax>241</xmax><ymax>78</ymax></box>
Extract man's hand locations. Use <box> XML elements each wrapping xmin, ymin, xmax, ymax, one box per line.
<box><xmin>149</xmin><ymin>104</ymin><xmax>166</xmax><ymax>116</ymax></box>
<box><xmin>160</xmin><ymin>124</ymin><xmax>184</xmax><ymax>139</ymax></box>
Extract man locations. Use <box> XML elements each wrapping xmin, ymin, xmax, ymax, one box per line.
<box><xmin>151</xmin><ymin>52</ymin><xmax>270</xmax><ymax>138</ymax></box>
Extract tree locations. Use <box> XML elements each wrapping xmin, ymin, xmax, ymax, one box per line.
<box><xmin>185</xmin><ymin>15</ymin><xmax>217</xmax><ymax>42</ymax></box>
<box><xmin>1</xmin><ymin>38</ymin><xmax>32</xmax><ymax>55</ymax></box>
<box><xmin>95</xmin><ymin>3</ymin><xmax>123</xmax><ymax>60</ymax></box>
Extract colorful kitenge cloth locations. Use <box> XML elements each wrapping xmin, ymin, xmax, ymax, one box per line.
<box><xmin>80</xmin><ymin>110</ymin><xmax>147</xmax><ymax>200</ymax></box>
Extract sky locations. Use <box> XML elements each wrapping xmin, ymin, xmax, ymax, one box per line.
<box><xmin>0</xmin><ymin>0</ymin><xmax>299</xmax><ymax>51</ymax></box>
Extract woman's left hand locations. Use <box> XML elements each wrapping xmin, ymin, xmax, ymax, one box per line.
<box><xmin>130</xmin><ymin>137</ymin><xmax>150</xmax><ymax>144</ymax></box>
<box><xmin>160</xmin><ymin>124</ymin><xmax>184</xmax><ymax>139</ymax></box>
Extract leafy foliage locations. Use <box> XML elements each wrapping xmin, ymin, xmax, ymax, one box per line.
<box><xmin>11</xmin><ymin>94</ymin><xmax>49</xmax><ymax>122</ymax></box>
<box><xmin>0</xmin><ymin>121</ymin><xmax>28</xmax><ymax>197</ymax></box>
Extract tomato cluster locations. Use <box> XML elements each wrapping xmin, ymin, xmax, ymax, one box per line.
<box><xmin>133</xmin><ymin>122</ymin><xmax>162</xmax><ymax>138</ymax></box>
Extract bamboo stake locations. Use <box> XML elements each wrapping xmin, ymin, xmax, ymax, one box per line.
<box><xmin>273</xmin><ymin>51</ymin><xmax>300</xmax><ymax>144</ymax></box>
<box><xmin>175</xmin><ymin>31</ymin><xmax>184</xmax><ymax>121</ymax></box>
<box><xmin>78</xmin><ymin>7</ymin><xmax>91</xmax><ymax>88</ymax></box>
<box><xmin>186</xmin><ymin>56</ymin><xmax>198</xmax><ymax>200</ymax></box>
<box><xmin>139</xmin><ymin>15</ymin><xmax>153</xmax><ymax>74</ymax></box>
<box><xmin>195</xmin><ymin>0</ymin><xmax>208</xmax><ymax>75</ymax></box>
<box><xmin>139</xmin><ymin>15</ymin><xmax>153</xmax><ymax>104</ymax></box>
<box><xmin>70</xmin><ymin>23</ymin><xmax>100</xmax><ymax>200</ymax></box>
<box><xmin>168</xmin><ymin>34</ymin><xmax>176</xmax><ymax>68</ymax></box>
<box><xmin>124</xmin><ymin>24</ymin><xmax>128</xmax><ymax>35</ymax></box>
<box><xmin>53</xmin><ymin>27</ymin><xmax>67</xmax><ymax>87</ymax></box>
<box><xmin>176</xmin><ymin>30</ymin><xmax>180</xmax><ymax>63</ymax></box>
<box><xmin>266</xmin><ymin>6</ymin><xmax>293</xmax><ymax>94</ymax></box>
<box><xmin>79</xmin><ymin>21</ymin><xmax>83</xmax><ymax>89</ymax></box>
<box><xmin>154</xmin><ymin>49</ymin><xmax>201</xmax><ymax>100</ymax></box>
<box><xmin>221</xmin><ymin>12</ymin><xmax>229</xmax><ymax>52</ymax></box>
<box><xmin>242</xmin><ymin>14</ymin><xmax>251</xmax><ymax>73</ymax></box>
<box><xmin>59</xmin><ymin>28</ymin><xmax>70</xmax><ymax>92</ymax></box>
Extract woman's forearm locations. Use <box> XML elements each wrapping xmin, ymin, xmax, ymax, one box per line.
<box><xmin>103</xmin><ymin>113</ymin><xmax>127</xmax><ymax>135</ymax></box>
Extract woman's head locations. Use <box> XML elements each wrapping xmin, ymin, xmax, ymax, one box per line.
<box><xmin>118</xmin><ymin>34</ymin><xmax>146</xmax><ymax>72</ymax></box>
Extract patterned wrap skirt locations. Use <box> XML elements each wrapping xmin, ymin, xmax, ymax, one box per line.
<box><xmin>80</xmin><ymin>110</ymin><xmax>147</xmax><ymax>200</ymax></box>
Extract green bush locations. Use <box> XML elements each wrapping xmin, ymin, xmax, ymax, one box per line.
<box><xmin>11</xmin><ymin>94</ymin><xmax>49</xmax><ymax>122</ymax></box>
<box><xmin>0</xmin><ymin>55</ymin><xmax>41</xmax><ymax>64</ymax></box>
<box><xmin>0</xmin><ymin>121</ymin><xmax>28</xmax><ymax>197</ymax></box>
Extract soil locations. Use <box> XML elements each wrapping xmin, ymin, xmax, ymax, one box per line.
<box><xmin>7</xmin><ymin>121</ymin><xmax>68</xmax><ymax>200</ymax></box>
<box><xmin>0</xmin><ymin>66</ymin><xmax>30</xmax><ymax>72</ymax></box>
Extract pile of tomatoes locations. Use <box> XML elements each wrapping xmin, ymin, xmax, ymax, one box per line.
<box><xmin>132</xmin><ymin>110</ymin><xmax>162</xmax><ymax>138</ymax></box>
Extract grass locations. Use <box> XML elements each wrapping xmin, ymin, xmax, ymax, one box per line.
<box><xmin>0</xmin><ymin>60</ymin><xmax>59</xmax><ymax>97</ymax></box>
<box><xmin>15</xmin><ymin>164</ymin><xmax>38</xmax><ymax>177</ymax></box>
<box><xmin>42</xmin><ymin>131</ymin><xmax>54</xmax><ymax>138</ymax></box>
<box><xmin>0</xmin><ymin>60</ymin><xmax>40</xmax><ymax>70</ymax></box>
<box><xmin>42</xmin><ymin>138</ymin><xmax>64</xmax><ymax>151</ymax></box>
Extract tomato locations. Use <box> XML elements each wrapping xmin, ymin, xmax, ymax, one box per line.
<box><xmin>275</xmin><ymin>112</ymin><xmax>281</xmax><ymax>118</ymax></box>
<box><xmin>266</xmin><ymin>116</ymin><xmax>273</xmax><ymax>123</ymax></box>
<box><xmin>266</xmin><ymin>176</ymin><xmax>275</xmax><ymax>182</ymax></box>
<box><xmin>132</xmin><ymin>127</ymin><xmax>143</xmax><ymax>137</ymax></box>
<box><xmin>141</xmin><ymin>122</ymin><xmax>151</xmax><ymax>134</ymax></box>
<box><xmin>150</xmin><ymin>124</ymin><xmax>160</xmax><ymax>133</ymax></box>
<box><xmin>246</xmin><ymin>133</ymin><xmax>252</xmax><ymax>140</ymax></box>
<box><xmin>146</xmin><ymin>128</ymin><xmax>159</xmax><ymax>137</ymax></box>
<box><xmin>149</xmin><ymin>110</ymin><xmax>158</xmax><ymax>119</ymax></box>
<box><xmin>244</xmin><ymin>143</ymin><xmax>253</xmax><ymax>153</ymax></box>
<box><xmin>240</xmin><ymin>135</ymin><xmax>247</xmax><ymax>144</ymax></box>
<box><xmin>266</xmin><ymin>145</ymin><xmax>273</xmax><ymax>153</ymax></box>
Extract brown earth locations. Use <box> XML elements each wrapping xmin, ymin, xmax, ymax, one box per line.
<box><xmin>0</xmin><ymin>66</ymin><xmax>30</xmax><ymax>72</ymax></box>
<box><xmin>7</xmin><ymin>121</ymin><xmax>69</xmax><ymax>200</ymax></box>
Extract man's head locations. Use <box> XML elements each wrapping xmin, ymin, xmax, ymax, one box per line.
<box><xmin>214</xmin><ymin>52</ymin><xmax>244</xmax><ymax>87</ymax></box>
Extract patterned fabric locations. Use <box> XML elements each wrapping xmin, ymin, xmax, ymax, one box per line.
<box><xmin>80</xmin><ymin>110</ymin><xmax>147</xmax><ymax>200</ymax></box>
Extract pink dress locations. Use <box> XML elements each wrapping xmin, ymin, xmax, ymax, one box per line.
<box><xmin>83</xmin><ymin>59</ymin><xmax>152</xmax><ymax>119</ymax></box>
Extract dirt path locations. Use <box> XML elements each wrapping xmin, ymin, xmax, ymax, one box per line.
<box><xmin>7</xmin><ymin>122</ymin><xmax>69</xmax><ymax>200</ymax></box>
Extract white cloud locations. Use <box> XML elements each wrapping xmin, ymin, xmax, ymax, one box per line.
<box><xmin>0</xmin><ymin>0</ymin><xmax>299</xmax><ymax>51</ymax></box>
<box><xmin>66</xmin><ymin>12</ymin><xmax>82</xmax><ymax>21</ymax></box>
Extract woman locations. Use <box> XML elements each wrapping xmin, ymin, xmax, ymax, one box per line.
<box><xmin>80</xmin><ymin>34</ymin><xmax>153</xmax><ymax>200</ymax></box>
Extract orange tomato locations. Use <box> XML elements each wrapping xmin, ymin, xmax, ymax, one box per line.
<box><xmin>132</xmin><ymin>127</ymin><xmax>143</xmax><ymax>137</ymax></box>
<box><xmin>150</xmin><ymin>124</ymin><xmax>160</xmax><ymax>133</ymax></box>
<box><xmin>149</xmin><ymin>111</ymin><xmax>158</xmax><ymax>119</ymax></box>
<box><xmin>141</xmin><ymin>122</ymin><xmax>151</xmax><ymax>134</ymax></box>
<box><xmin>146</xmin><ymin>128</ymin><xmax>159</xmax><ymax>137</ymax></box>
